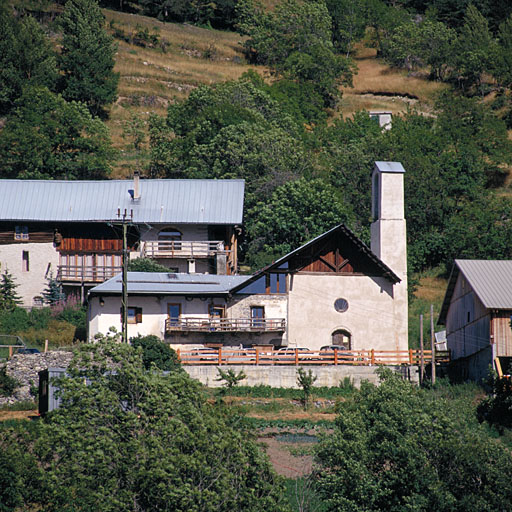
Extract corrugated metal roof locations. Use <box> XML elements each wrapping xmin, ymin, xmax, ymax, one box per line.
<box><xmin>439</xmin><ymin>260</ymin><xmax>512</xmax><ymax>325</ymax></box>
<box><xmin>89</xmin><ymin>272</ymin><xmax>251</xmax><ymax>295</ymax></box>
<box><xmin>0</xmin><ymin>179</ymin><xmax>244</xmax><ymax>224</ymax></box>
<box><xmin>455</xmin><ymin>260</ymin><xmax>512</xmax><ymax>309</ymax></box>
<box><xmin>374</xmin><ymin>161</ymin><xmax>405</xmax><ymax>173</ymax></box>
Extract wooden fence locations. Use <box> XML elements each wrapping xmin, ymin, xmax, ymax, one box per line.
<box><xmin>177</xmin><ymin>348</ymin><xmax>450</xmax><ymax>366</ymax></box>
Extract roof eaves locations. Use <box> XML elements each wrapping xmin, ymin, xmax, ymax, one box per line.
<box><xmin>230</xmin><ymin>224</ymin><xmax>400</xmax><ymax>293</ymax></box>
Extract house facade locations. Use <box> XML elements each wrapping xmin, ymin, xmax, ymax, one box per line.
<box><xmin>88</xmin><ymin>162</ymin><xmax>409</xmax><ymax>352</ymax></box>
<box><xmin>0</xmin><ymin>175</ymin><xmax>244</xmax><ymax>306</ymax></box>
<box><xmin>439</xmin><ymin>259</ymin><xmax>512</xmax><ymax>380</ymax></box>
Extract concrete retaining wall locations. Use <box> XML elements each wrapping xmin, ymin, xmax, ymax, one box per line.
<box><xmin>183</xmin><ymin>364</ymin><xmax>420</xmax><ymax>388</ymax></box>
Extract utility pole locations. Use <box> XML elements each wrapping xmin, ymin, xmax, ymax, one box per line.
<box><xmin>419</xmin><ymin>314</ymin><xmax>424</xmax><ymax>386</ymax></box>
<box><xmin>122</xmin><ymin>221</ymin><xmax>128</xmax><ymax>344</ymax></box>
<box><xmin>430</xmin><ymin>304</ymin><xmax>436</xmax><ymax>385</ymax></box>
<box><xmin>115</xmin><ymin>209</ymin><xmax>132</xmax><ymax>344</ymax></box>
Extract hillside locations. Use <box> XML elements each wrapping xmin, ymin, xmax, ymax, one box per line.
<box><xmin>103</xmin><ymin>8</ymin><xmax>446</xmax><ymax>177</ymax></box>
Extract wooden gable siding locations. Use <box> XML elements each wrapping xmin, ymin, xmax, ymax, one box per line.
<box><xmin>291</xmin><ymin>236</ymin><xmax>376</xmax><ymax>275</ymax></box>
<box><xmin>493</xmin><ymin>310</ymin><xmax>512</xmax><ymax>357</ymax></box>
<box><xmin>60</xmin><ymin>238</ymin><xmax>122</xmax><ymax>253</ymax></box>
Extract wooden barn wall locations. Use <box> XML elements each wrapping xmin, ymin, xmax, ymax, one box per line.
<box><xmin>493</xmin><ymin>310</ymin><xmax>512</xmax><ymax>357</ymax></box>
<box><xmin>446</xmin><ymin>272</ymin><xmax>489</xmax><ymax>360</ymax></box>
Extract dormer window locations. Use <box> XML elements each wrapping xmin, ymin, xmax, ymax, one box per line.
<box><xmin>14</xmin><ymin>225</ymin><xmax>29</xmax><ymax>241</ymax></box>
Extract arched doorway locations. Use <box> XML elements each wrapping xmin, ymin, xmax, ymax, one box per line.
<box><xmin>331</xmin><ymin>329</ymin><xmax>351</xmax><ymax>350</ymax></box>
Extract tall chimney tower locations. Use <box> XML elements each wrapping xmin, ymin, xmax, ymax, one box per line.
<box><xmin>370</xmin><ymin>161</ymin><xmax>408</xmax><ymax>350</ymax></box>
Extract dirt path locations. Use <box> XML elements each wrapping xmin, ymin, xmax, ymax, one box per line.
<box><xmin>0</xmin><ymin>410</ymin><xmax>38</xmax><ymax>421</ymax></box>
<box><xmin>258</xmin><ymin>437</ymin><xmax>314</xmax><ymax>478</ymax></box>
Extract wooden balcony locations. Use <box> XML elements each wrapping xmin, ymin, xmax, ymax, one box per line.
<box><xmin>165</xmin><ymin>317</ymin><xmax>286</xmax><ymax>334</ymax></box>
<box><xmin>142</xmin><ymin>240</ymin><xmax>230</xmax><ymax>259</ymax></box>
<box><xmin>57</xmin><ymin>264</ymin><xmax>122</xmax><ymax>283</ymax></box>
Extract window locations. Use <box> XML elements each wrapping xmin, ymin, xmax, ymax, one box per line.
<box><xmin>334</xmin><ymin>298</ymin><xmax>349</xmax><ymax>313</ymax></box>
<box><xmin>121</xmin><ymin>307</ymin><xmax>143</xmax><ymax>324</ymax></box>
<box><xmin>167</xmin><ymin>303</ymin><xmax>181</xmax><ymax>326</ymax></box>
<box><xmin>22</xmin><ymin>251</ymin><xmax>29</xmax><ymax>272</ymax></box>
<box><xmin>33</xmin><ymin>296</ymin><xmax>44</xmax><ymax>307</ymax></box>
<box><xmin>209</xmin><ymin>305</ymin><xmax>225</xmax><ymax>319</ymax></box>
<box><xmin>14</xmin><ymin>225</ymin><xmax>29</xmax><ymax>241</ymax></box>
<box><xmin>251</xmin><ymin>306</ymin><xmax>265</xmax><ymax>327</ymax></box>
<box><xmin>158</xmin><ymin>228</ymin><xmax>182</xmax><ymax>251</ymax></box>
<box><xmin>331</xmin><ymin>329</ymin><xmax>351</xmax><ymax>350</ymax></box>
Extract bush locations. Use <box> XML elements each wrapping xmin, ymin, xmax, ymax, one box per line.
<box><xmin>21</xmin><ymin>319</ymin><xmax>77</xmax><ymax>348</ymax></box>
<box><xmin>128</xmin><ymin>258</ymin><xmax>170</xmax><ymax>272</ymax></box>
<box><xmin>477</xmin><ymin>374</ymin><xmax>512</xmax><ymax>431</ymax></box>
<box><xmin>130</xmin><ymin>334</ymin><xmax>180</xmax><ymax>371</ymax></box>
<box><xmin>0</xmin><ymin>368</ymin><xmax>18</xmax><ymax>397</ymax></box>
<box><xmin>316</xmin><ymin>369</ymin><xmax>512</xmax><ymax>511</ymax></box>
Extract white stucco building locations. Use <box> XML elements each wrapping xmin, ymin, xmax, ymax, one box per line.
<box><xmin>88</xmin><ymin>162</ymin><xmax>409</xmax><ymax>352</ymax></box>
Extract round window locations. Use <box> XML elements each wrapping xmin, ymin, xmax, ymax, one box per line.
<box><xmin>334</xmin><ymin>298</ymin><xmax>349</xmax><ymax>313</ymax></box>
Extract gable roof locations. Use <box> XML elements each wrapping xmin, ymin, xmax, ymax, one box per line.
<box><xmin>439</xmin><ymin>260</ymin><xmax>512</xmax><ymax>324</ymax></box>
<box><xmin>89</xmin><ymin>272</ymin><xmax>251</xmax><ymax>296</ymax></box>
<box><xmin>231</xmin><ymin>224</ymin><xmax>400</xmax><ymax>293</ymax></box>
<box><xmin>0</xmin><ymin>179</ymin><xmax>244</xmax><ymax>224</ymax></box>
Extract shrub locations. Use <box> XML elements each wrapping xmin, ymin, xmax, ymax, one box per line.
<box><xmin>21</xmin><ymin>319</ymin><xmax>77</xmax><ymax>348</ymax></box>
<box><xmin>477</xmin><ymin>374</ymin><xmax>512</xmax><ymax>431</ymax></box>
<box><xmin>130</xmin><ymin>334</ymin><xmax>180</xmax><ymax>371</ymax></box>
<box><xmin>0</xmin><ymin>368</ymin><xmax>18</xmax><ymax>397</ymax></box>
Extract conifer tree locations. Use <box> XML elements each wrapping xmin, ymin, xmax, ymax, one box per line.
<box><xmin>0</xmin><ymin>269</ymin><xmax>21</xmax><ymax>311</ymax></box>
<box><xmin>42</xmin><ymin>272</ymin><xmax>65</xmax><ymax>306</ymax></box>
<box><xmin>58</xmin><ymin>0</ymin><xmax>119</xmax><ymax>116</ymax></box>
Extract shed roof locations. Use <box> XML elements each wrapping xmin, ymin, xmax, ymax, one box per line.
<box><xmin>0</xmin><ymin>179</ymin><xmax>244</xmax><ymax>224</ymax></box>
<box><xmin>439</xmin><ymin>260</ymin><xmax>512</xmax><ymax>324</ymax></box>
<box><xmin>89</xmin><ymin>272</ymin><xmax>251</xmax><ymax>296</ymax></box>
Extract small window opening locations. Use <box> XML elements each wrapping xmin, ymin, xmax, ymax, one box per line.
<box><xmin>22</xmin><ymin>251</ymin><xmax>29</xmax><ymax>272</ymax></box>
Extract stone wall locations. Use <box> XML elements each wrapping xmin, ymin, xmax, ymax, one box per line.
<box><xmin>184</xmin><ymin>364</ymin><xmax>420</xmax><ymax>389</ymax></box>
<box><xmin>0</xmin><ymin>351</ymin><xmax>73</xmax><ymax>406</ymax></box>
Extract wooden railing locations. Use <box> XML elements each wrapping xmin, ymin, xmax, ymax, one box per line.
<box><xmin>142</xmin><ymin>240</ymin><xmax>230</xmax><ymax>259</ymax></box>
<box><xmin>177</xmin><ymin>348</ymin><xmax>451</xmax><ymax>366</ymax></box>
<box><xmin>57</xmin><ymin>264</ymin><xmax>122</xmax><ymax>282</ymax></box>
<box><xmin>166</xmin><ymin>317</ymin><xmax>286</xmax><ymax>333</ymax></box>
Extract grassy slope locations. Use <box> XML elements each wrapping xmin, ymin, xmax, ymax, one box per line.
<box><xmin>103</xmin><ymin>8</ymin><xmax>448</xmax><ymax>177</ymax></box>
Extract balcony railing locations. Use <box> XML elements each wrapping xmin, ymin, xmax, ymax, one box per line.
<box><xmin>165</xmin><ymin>317</ymin><xmax>286</xmax><ymax>334</ymax></box>
<box><xmin>142</xmin><ymin>240</ymin><xmax>230</xmax><ymax>259</ymax></box>
<box><xmin>177</xmin><ymin>348</ymin><xmax>451</xmax><ymax>366</ymax></box>
<box><xmin>57</xmin><ymin>265</ymin><xmax>122</xmax><ymax>282</ymax></box>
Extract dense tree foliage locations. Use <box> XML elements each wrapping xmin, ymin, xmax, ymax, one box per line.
<box><xmin>245</xmin><ymin>178</ymin><xmax>354</xmax><ymax>268</ymax></box>
<box><xmin>0</xmin><ymin>5</ymin><xmax>58</xmax><ymax>115</ymax></box>
<box><xmin>316</xmin><ymin>370</ymin><xmax>512</xmax><ymax>511</ymax></box>
<box><xmin>0</xmin><ymin>87</ymin><xmax>114</xmax><ymax>179</ymax></box>
<box><xmin>59</xmin><ymin>0</ymin><xmax>119</xmax><ymax>116</ymax></box>
<box><xmin>0</xmin><ymin>341</ymin><xmax>288</xmax><ymax>511</ymax></box>
<box><xmin>237</xmin><ymin>0</ymin><xmax>354</xmax><ymax>107</ymax></box>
